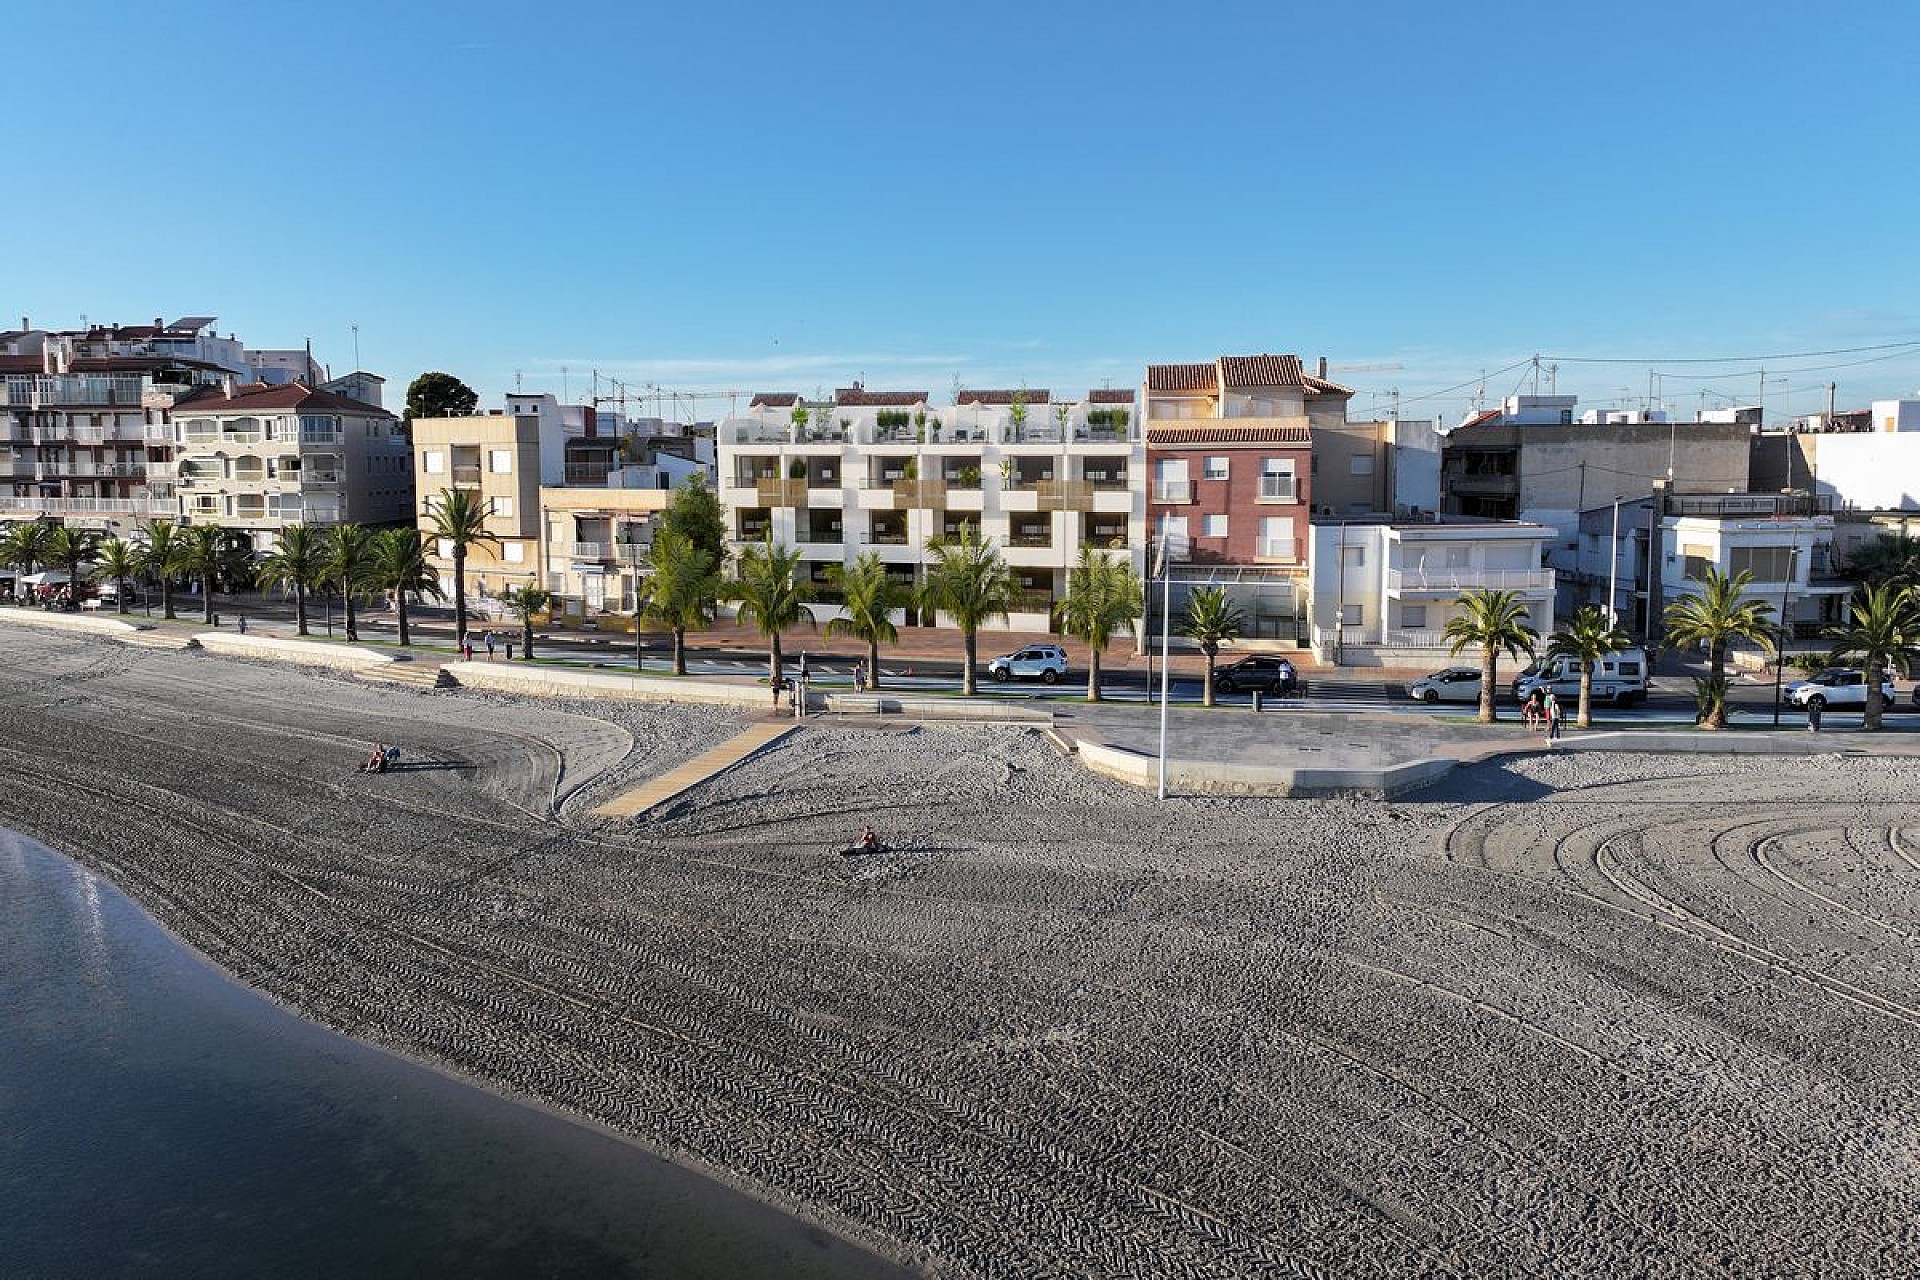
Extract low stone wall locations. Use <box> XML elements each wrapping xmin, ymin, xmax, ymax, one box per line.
<box><xmin>194</xmin><ymin>632</ymin><xmax>395</xmax><ymax>671</ymax></box>
<box><xmin>822</xmin><ymin>691</ymin><xmax>1051</xmax><ymax>723</ymax></box>
<box><xmin>450</xmin><ymin>662</ymin><xmax>772</xmax><ymax>709</ymax></box>
<box><xmin>1074</xmin><ymin>737</ymin><xmax>1457</xmax><ymax>799</ymax></box>
<box><xmin>0</xmin><ymin>608</ymin><xmax>149</xmax><ymax>640</ymax></box>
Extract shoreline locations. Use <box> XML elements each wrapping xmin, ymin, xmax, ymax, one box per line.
<box><xmin>6</xmin><ymin>627</ymin><xmax>1919</xmax><ymax>1277</ymax></box>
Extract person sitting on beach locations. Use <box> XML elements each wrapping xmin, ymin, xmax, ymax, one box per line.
<box><xmin>857</xmin><ymin>825</ymin><xmax>879</xmax><ymax>853</ymax></box>
<box><xmin>362</xmin><ymin>743</ymin><xmax>389</xmax><ymax>773</ymax></box>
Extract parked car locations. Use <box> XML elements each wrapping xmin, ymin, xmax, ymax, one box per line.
<box><xmin>987</xmin><ymin>643</ymin><xmax>1069</xmax><ymax>684</ymax></box>
<box><xmin>1409</xmin><ymin>666</ymin><xmax>1484</xmax><ymax>704</ymax></box>
<box><xmin>1213</xmin><ymin>655</ymin><xmax>1300</xmax><ymax>696</ymax></box>
<box><xmin>1785</xmin><ymin>668</ymin><xmax>1898</xmax><ymax>711</ymax></box>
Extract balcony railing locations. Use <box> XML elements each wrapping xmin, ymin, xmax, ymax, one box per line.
<box><xmin>0</xmin><ymin>495</ymin><xmax>175</xmax><ymax>516</ymax></box>
<box><xmin>452</xmin><ymin>466</ymin><xmax>482</xmax><ymax>486</ymax></box>
<box><xmin>1257</xmin><ymin>476</ymin><xmax>1297</xmax><ymax>502</ymax></box>
<box><xmin>892</xmin><ymin>477</ymin><xmax>947</xmax><ymax>508</ymax></box>
<box><xmin>615</xmin><ymin>543</ymin><xmax>650</xmax><ymax>563</ymax></box>
<box><xmin>566</xmin><ymin>542</ymin><xmax>608</xmax><ymax>559</ymax></box>
<box><xmin>756</xmin><ymin>477</ymin><xmax>808</xmax><ymax>506</ymax></box>
<box><xmin>1035</xmin><ymin>479</ymin><xmax>1094</xmax><ymax>511</ymax></box>
<box><xmin>1257</xmin><ymin>538</ymin><xmax>1298</xmax><ymax>560</ymax></box>
<box><xmin>868</xmin><ymin>531</ymin><xmax>910</xmax><ymax>546</ymax></box>
<box><xmin>1008</xmin><ymin>532</ymin><xmax>1053</xmax><ymax>549</ymax></box>
<box><xmin>1151</xmin><ymin>481</ymin><xmax>1192</xmax><ymax>504</ymax></box>
<box><xmin>1386</xmin><ymin>567</ymin><xmax>1554</xmax><ymax>593</ymax></box>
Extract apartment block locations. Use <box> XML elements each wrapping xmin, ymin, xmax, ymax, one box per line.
<box><xmin>716</xmin><ymin>384</ymin><xmax>1142</xmax><ymax>630</ymax></box>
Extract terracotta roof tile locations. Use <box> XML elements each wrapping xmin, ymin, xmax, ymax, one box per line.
<box><xmin>1146</xmin><ymin>363</ymin><xmax>1217</xmax><ymax>392</ymax></box>
<box><xmin>749</xmin><ymin>392</ymin><xmax>798</xmax><ymax>408</ymax></box>
<box><xmin>1218</xmin><ymin>354</ymin><xmax>1304</xmax><ymax>388</ymax></box>
<box><xmin>1087</xmin><ymin>389</ymin><xmax>1136</xmax><ymax>403</ymax></box>
<box><xmin>1302</xmin><ymin>374</ymin><xmax>1355</xmax><ymax>396</ymax></box>
<box><xmin>170</xmin><ymin>381</ymin><xmax>389</xmax><ymax>416</ymax></box>
<box><xmin>834</xmin><ymin>387</ymin><xmax>928</xmax><ymax>407</ymax></box>
<box><xmin>955</xmin><ymin>389</ymin><xmax>1051</xmax><ymax>405</ymax></box>
<box><xmin>1146</xmin><ymin>423</ymin><xmax>1313</xmax><ymax>446</ymax></box>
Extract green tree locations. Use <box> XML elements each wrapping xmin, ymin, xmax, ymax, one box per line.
<box><xmin>137</xmin><ymin>519</ymin><xmax>184</xmax><ymax>620</ymax></box>
<box><xmin>824</xmin><ymin>553</ymin><xmax>911</xmax><ymax>691</ymax></box>
<box><xmin>1663</xmin><ymin>567</ymin><xmax>1775</xmax><ymax>729</ymax></box>
<box><xmin>1443</xmin><ymin>588</ymin><xmax>1539</xmax><ymax>724</ymax></box>
<box><xmin>322</xmin><ymin>523</ymin><xmax>378</xmax><ymax>641</ymax></box>
<box><xmin>258</xmin><ymin>524</ymin><xmax>328</xmax><ymax>636</ymax></box>
<box><xmin>97</xmin><ymin>537</ymin><xmax>140</xmax><ymax>615</ymax></box>
<box><xmin>1008</xmin><ymin>389</ymin><xmax>1029</xmax><ymax>442</ymax></box>
<box><xmin>495</xmin><ymin>584</ymin><xmax>554</xmax><ymax>659</ymax></box>
<box><xmin>638</xmin><ymin>530</ymin><xmax>719</xmax><ymax>675</ymax></box>
<box><xmin>1846</xmin><ymin>531</ymin><xmax>1920</xmax><ymax>590</ymax></box>
<box><xmin>404</xmin><ymin>371</ymin><xmax>479</xmax><ymax>425</ymax></box>
<box><xmin>44</xmin><ymin>525</ymin><xmax>101</xmax><ymax>609</ymax></box>
<box><xmin>368</xmin><ymin>527</ymin><xmax>443</xmax><ymax>647</ymax></box>
<box><xmin>176</xmin><ymin>524</ymin><xmax>250</xmax><ymax>625</ymax></box>
<box><xmin>1823</xmin><ymin>583</ymin><xmax>1920</xmax><ymax>731</ymax></box>
<box><xmin>1180</xmin><ymin>586</ymin><xmax>1246</xmax><ymax>708</ymax></box>
<box><xmin>921</xmin><ymin>525</ymin><xmax>1016</xmax><ymax>696</ymax></box>
<box><xmin>0</xmin><ymin>520</ymin><xmax>53</xmax><ymax>585</ymax></box>
<box><xmin>723</xmin><ymin>534</ymin><xmax>812</xmax><ymax>686</ymax></box>
<box><xmin>658</xmin><ymin>473</ymin><xmax>727</xmax><ymax>571</ymax></box>
<box><xmin>1545</xmin><ymin>605</ymin><xmax>1634</xmax><ymax>728</ymax></box>
<box><xmin>424</xmin><ymin>487</ymin><xmax>499</xmax><ymax>652</ymax></box>
<box><xmin>1054</xmin><ymin>546</ymin><xmax>1143</xmax><ymax>703</ymax></box>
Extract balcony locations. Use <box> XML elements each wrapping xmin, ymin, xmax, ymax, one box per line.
<box><xmin>1256</xmin><ymin>537</ymin><xmax>1298</xmax><ymax>561</ymax></box>
<box><xmin>756</xmin><ymin>477</ymin><xmax>808</xmax><ymax>507</ymax></box>
<box><xmin>1444</xmin><ymin>472</ymin><xmax>1517</xmax><ymax>498</ymax></box>
<box><xmin>452</xmin><ymin>466</ymin><xmax>482</xmax><ymax>486</ymax></box>
<box><xmin>1035</xmin><ymin>479</ymin><xmax>1094</xmax><ymax>512</ymax></box>
<box><xmin>891</xmin><ymin>477</ymin><xmax>947</xmax><ymax>509</ymax></box>
<box><xmin>1386</xmin><ymin>567</ymin><xmax>1554</xmax><ymax>594</ymax></box>
<box><xmin>566</xmin><ymin>542</ymin><xmax>609</xmax><ymax>559</ymax></box>
<box><xmin>1256</xmin><ymin>476</ymin><xmax>1297</xmax><ymax>503</ymax></box>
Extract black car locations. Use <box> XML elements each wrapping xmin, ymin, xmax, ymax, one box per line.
<box><xmin>1214</xmin><ymin>655</ymin><xmax>1300</xmax><ymax>696</ymax></box>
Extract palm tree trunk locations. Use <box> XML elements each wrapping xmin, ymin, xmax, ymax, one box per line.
<box><xmin>202</xmin><ymin>573</ymin><xmax>215</xmax><ymax>624</ymax></box>
<box><xmin>1203</xmin><ymin>651</ymin><xmax>1216</xmax><ymax>708</ymax></box>
<box><xmin>522</xmin><ymin>617</ymin><xmax>535</xmax><ymax>659</ymax></box>
<box><xmin>295</xmin><ymin>585</ymin><xmax>310</xmax><ymax>636</ymax></box>
<box><xmin>962</xmin><ymin>629</ymin><xmax>978</xmax><ymax>696</ymax></box>
<box><xmin>1087</xmin><ymin>647</ymin><xmax>1102</xmax><ymax>703</ymax></box>
<box><xmin>673</xmin><ymin>626</ymin><xmax>688</xmax><ymax>676</ymax></box>
<box><xmin>395</xmin><ymin>593</ymin><xmax>409</xmax><ymax>646</ymax></box>
<box><xmin>769</xmin><ymin>634</ymin><xmax>784</xmax><ymax>687</ymax></box>
<box><xmin>162</xmin><ymin>578</ymin><xmax>175</xmax><ymax>620</ymax></box>
<box><xmin>1705</xmin><ymin>641</ymin><xmax>1728</xmax><ymax>729</ymax></box>
<box><xmin>116</xmin><ymin>576</ymin><xmax>129</xmax><ymax>616</ymax></box>
<box><xmin>865</xmin><ymin>639</ymin><xmax>881</xmax><ymax>690</ymax></box>
<box><xmin>1479</xmin><ymin>650</ymin><xmax>1497</xmax><ymax>723</ymax></box>
<box><xmin>1578</xmin><ymin>672</ymin><xmax>1593</xmax><ymax>728</ymax></box>
<box><xmin>343</xmin><ymin>586</ymin><xmax>358</xmax><ymax>640</ymax></box>
<box><xmin>452</xmin><ymin>547</ymin><xmax>468</xmax><ymax>652</ymax></box>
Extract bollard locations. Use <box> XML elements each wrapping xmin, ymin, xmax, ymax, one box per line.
<box><xmin>1251</xmin><ymin>690</ymin><xmax>1264</xmax><ymax>713</ymax></box>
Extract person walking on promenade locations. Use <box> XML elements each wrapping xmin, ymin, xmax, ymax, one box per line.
<box><xmin>504</xmin><ymin>638</ymin><xmax>514</xmax><ymax>661</ymax></box>
<box><xmin>462</xmin><ymin>639</ymin><xmax>474</xmax><ymax>662</ymax></box>
<box><xmin>484</xmin><ymin>631</ymin><xmax>497</xmax><ymax>661</ymax></box>
<box><xmin>1808</xmin><ymin>699</ymin><xmax>1823</xmax><ymax>733</ymax></box>
<box><xmin>1524</xmin><ymin>686</ymin><xmax>1545</xmax><ymax>732</ymax></box>
<box><xmin>771</xmin><ymin>675</ymin><xmax>784</xmax><ymax>710</ymax></box>
<box><xmin>1544</xmin><ymin>690</ymin><xmax>1563</xmax><ymax>743</ymax></box>
<box><xmin>853</xmin><ymin>661</ymin><xmax>867</xmax><ymax>694</ymax></box>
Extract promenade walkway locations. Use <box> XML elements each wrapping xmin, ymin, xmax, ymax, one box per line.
<box><xmin>594</xmin><ymin>721</ymin><xmax>797</xmax><ymax>818</ymax></box>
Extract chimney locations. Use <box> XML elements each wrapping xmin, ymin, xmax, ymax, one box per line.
<box><xmin>222</xmin><ymin>374</ymin><xmax>235</xmax><ymax>397</ymax></box>
<box><xmin>1317</xmin><ymin>356</ymin><xmax>1328</xmax><ymax>378</ymax></box>
<box><xmin>154</xmin><ymin>317</ymin><xmax>163</xmax><ymax>328</ymax></box>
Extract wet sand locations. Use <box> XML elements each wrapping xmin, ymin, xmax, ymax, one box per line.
<box><xmin>4</xmin><ymin>627</ymin><xmax>1918</xmax><ymax>1277</ymax></box>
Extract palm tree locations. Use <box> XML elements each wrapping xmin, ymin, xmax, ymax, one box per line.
<box><xmin>1847</xmin><ymin>531</ymin><xmax>1920</xmax><ymax>590</ymax></box>
<box><xmin>322</xmin><ymin>523</ymin><xmax>378</xmax><ymax>641</ymax></box>
<box><xmin>495</xmin><ymin>584</ymin><xmax>554</xmax><ymax>659</ymax></box>
<box><xmin>423</xmin><ymin>487</ymin><xmax>498</xmax><ymax>653</ymax></box>
<box><xmin>1663</xmin><ymin>567</ymin><xmax>1775</xmax><ymax>729</ymax></box>
<box><xmin>137</xmin><ymin>519</ymin><xmax>184</xmax><ymax>620</ymax></box>
<box><xmin>921</xmin><ymin>524</ymin><xmax>1016</xmax><ymax>696</ymax></box>
<box><xmin>0</xmin><ymin>520</ymin><xmax>53</xmax><ymax>588</ymax></box>
<box><xmin>176</xmin><ymin>524</ymin><xmax>249</xmax><ymax>625</ymax></box>
<box><xmin>367</xmin><ymin>527</ymin><xmax>442</xmax><ymax>647</ymax></box>
<box><xmin>44</xmin><ymin>525</ymin><xmax>102</xmax><ymax>609</ymax></box>
<box><xmin>1545</xmin><ymin>605</ymin><xmax>1634</xmax><ymax>728</ymax></box>
<box><xmin>1053</xmin><ymin>546</ymin><xmax>1143</xmax><ymax>703</ymax></box>
<box><xmin>1180</xmin><ymin>586</ymin><xmax>1246</xmax><ymax>708</ymax></box>
<box><xmin>258</xmin><ymin>524</ymin><xmax>328</xmax><ymax>636</ymax></box>
<box><xmin>639</xmin><ymin>530</ymin><xmax>719</xmax><ymax>676</ymax></box>
<box><xmin>724</xmin><ymin>533</ymin><xmax>812</xmax><ymax>686</ymax></box>
<box><xmin>824</xmin><ymin>552</ymin><xmax>910</xmax><ymax>691</ymax></box>
<box><xmin>1442</xmin><ymin>588</ymin><xmax>1539</xmax><ymax>724</ymax></box>
<box><xmin>1823</xmin><ymin>583</ymin><xmax>1920</xmax><ymax>731</ymax></box>
<box><xmin>96</xmin><ymin>537</ymin><xmax>140</xmax><ymax>615</ymax></box>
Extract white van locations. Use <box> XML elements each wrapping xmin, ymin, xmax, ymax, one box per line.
<box><xmin>1511</xmin><ymin>647</ymin><xmax>1650</xmax><ymax>707</ymax></box>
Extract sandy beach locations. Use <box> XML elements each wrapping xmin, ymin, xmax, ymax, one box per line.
<box><xmin>5</xmin><ymin>625</ymin><xmax>1918</xmax><ymax>1277</ymax></box>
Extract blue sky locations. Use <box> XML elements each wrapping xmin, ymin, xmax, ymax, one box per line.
<box><xmin>15</xmin><ymin>0</ymin><xmax>1919</xmax><ymax>424</ymax></box>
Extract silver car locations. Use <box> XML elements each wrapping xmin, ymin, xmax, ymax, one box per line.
<box><xmin>1409</xmin><ymin>666</ymin><xmax>1483</xmax><ymax>704</ymax></box>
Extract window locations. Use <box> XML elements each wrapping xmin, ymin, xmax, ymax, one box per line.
<box><xmin>1159</xmin><ymin>516</ymin><xmax>1189</xmax><ymax>546</ymax></box>
<box><xmin>424</xmin><ymin>451</ymin><xmax>445</xmax><ymax>474</ymax></box>
<box><xmin>1340</xmin><ymin>603</ymin><xmax>1365</xmax><ymax>626</ymax></box>
<box><xmin>1257</xmin><ymin>516</ymin><xmax>1294</xmax><ymax>559</ymax></box>
<box><xmin>489</xmin><ymin>450</ymin><xmax>513</xmax><ymax>474</ymax></box>
<box><xmin>1203</xmin><ymin>456</ymin><xmax>1229</xmax><ymax>480</ymax></box>
<box><xmin>491</xmin><ymin>496</ymin><xmax>514</xmax><ymax>517</ymax></box>
<box><xmin>1729</xmin><ymin>545</ymin><xmax>1795</xmax><ymax>582</ymax></box>
<box><xmin>1258</xmin><ymin>457</ymin><xmax>1296</xmax><ymax>501</ymax></box>
<box><xmin>1401</xmin><ymin>604</ymin><xmax>1428</xmax><ymax>629</ymax></box>
<box><xmin>1202</xmin><ymin>513</ymin><xmax>1229</xmax><ymax>538</ymax></box>
<box><xmin>1152</xmin><ymin>458</ymin><xmax>1190</xmax><ymax>504</ymax></box>
<box><xmin>1349</xmin><ymin>454</ymin><xmax>1374</xmax><ymax>476</ymax></box>
<box><xmin>502</xmin><ymin>542</ymin><xmax>525</xmax><ymax>564</ymax></box>
<box><xmin>1682</xmin><ymin>541</ymin><xmax>1713</xmax><ymax>582</ymax></box>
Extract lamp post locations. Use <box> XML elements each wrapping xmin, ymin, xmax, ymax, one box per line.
<box><xmin>1607</xmin><ymin>495</ymin><xmax>1624</xmax><ymax>627</ymax></box>
<box><xmin>1771</xmin><ymin>546</ymin><xmax>1799</xmax><ymax>726</ymax></box>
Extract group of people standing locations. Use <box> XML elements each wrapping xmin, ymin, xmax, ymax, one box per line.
<box><xmin>1522</xmin><ymin>686</ymin><xmax>1564</xmax><ymax>742</ymax></box>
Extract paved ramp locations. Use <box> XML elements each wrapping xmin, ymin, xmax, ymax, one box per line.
<box><xmin>595</xmin><ymin>721</ymin><xmax>797</xmax><ymax>818</ymax></box>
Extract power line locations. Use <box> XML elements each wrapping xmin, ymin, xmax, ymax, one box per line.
<box><xmin>1542</xmin><ymin>339</ymin><xmax>1920</xmax><ymax>365</ymax></box>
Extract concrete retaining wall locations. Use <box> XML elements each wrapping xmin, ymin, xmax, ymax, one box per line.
<box><xmin>451</xmin><ymin>662</ymin><xmax>773</xmax><ymax>709</ymax></box>
<box><xmin>1075</xmin><ymin>738</ymin><xmax>1458</xmax><ymax>799</ymax></box>
<box><xmin>0</xmin><ymin>608</ymin><xmax>150</xmax><ymax>640</ymax></box>
<box><xmin>194</xmin><ymin>632</ymin><xmax>397</xmax><ymax>671</ymax></box>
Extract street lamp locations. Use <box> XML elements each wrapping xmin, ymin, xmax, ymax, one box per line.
<box><xmin>1772</xmin><ymin>546</ymin><xmax>1799</xmax><ymax>727</ymax></box>
<box><xmin>1607</xmin><ymin>495</ymin><xmax>1624</xmax><ymax>628</ymax></box>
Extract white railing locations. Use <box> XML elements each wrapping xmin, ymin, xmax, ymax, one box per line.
<box><xmin>566</xmin><ymin>542</ymin><xmax>608</xmax><ymax>558</ymax></box>
<box><xmin>1256</xmin><ymin>538</ymin><xmax>1297</xmax><ymax>560</ymax></box>
<box><xmin>0</xmin><ymin>495</ymin><xmax>175</xmax><ymax>516</ymax></box>
<box><xmin>1386</xmin><ymin>567</ymin><xmax>1554</xmax><ymax>592</ymax></box>
<box><xmin>1258</xmin><ymin>476</ymin><xmax>1296</xmax><ymax>501</ymax></box>
<box><xmin>1151</xmin><ymin>481</ymin><xmax>1192</xmax><ymax>504</ymax></box>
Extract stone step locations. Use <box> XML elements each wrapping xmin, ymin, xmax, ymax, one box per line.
<box><xmin>117</xmin><ymin>628</ymin><xmax>200</xmax><ymax>651</ymax></box>
<box><xmin>356</xmin><ymin>661</ymin><xmax>456</xmax><ymax>690</ymax></box>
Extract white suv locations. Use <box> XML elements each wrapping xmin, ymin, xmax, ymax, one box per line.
<box><xmin>988</xmin><ymin>643</ymin><xmax>1069</xmax><ymax>684</ymax></box>
<box><xmin>1785</xmin><ymin>669</ymin><xmax>1897</xmax><ymax>710</ymax></box>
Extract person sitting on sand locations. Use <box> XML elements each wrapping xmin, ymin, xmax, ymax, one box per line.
<box><xmin>362</xmin><ymin>743</ymin><xmax>389</xmax><ymax>773</ymax></box>
<box><xmin>857</xmin><ymin>826</ymin><xmax>879</xmax><ymax>853</ymax></box>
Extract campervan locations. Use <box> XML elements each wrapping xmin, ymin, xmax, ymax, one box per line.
<box><xmin>1511</xmin><ymin>647</ymin><xmax>1650</xmax><ymax>707</ymax></box>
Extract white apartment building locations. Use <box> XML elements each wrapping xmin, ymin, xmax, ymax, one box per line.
<box><xmin>1659</xmin><ymin>501</ymin><xmax>1848</xmax><ymax>640</ymax></box>
<box><xmin>1307</xmin><ymin>517</ymin><xmax>1557</xmax><ymax>666</ymax></box>
<box><xmin>716</xmin><ymin>385</ymin><xmax>1142</xmax><ymax>630</ymax></box>
<box><xmin>170</xmin><ymin>381</ymin><xmax>411</xmax><ymax>547</ymax></box>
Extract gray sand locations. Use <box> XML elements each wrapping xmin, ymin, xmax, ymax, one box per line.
<box><xmin>4</xmin><ymin>627</ymin><xmax>1918</xmax><ymax>1277</ymax></box>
